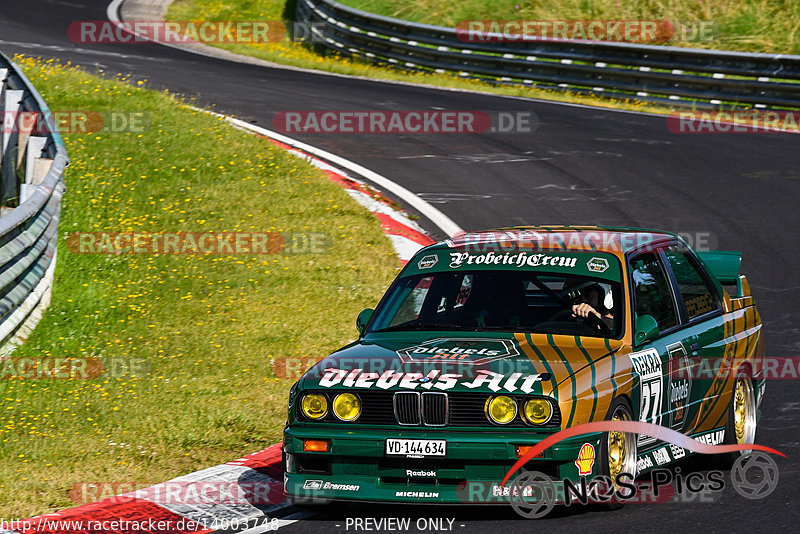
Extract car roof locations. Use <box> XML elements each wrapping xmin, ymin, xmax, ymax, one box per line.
<box><xmin>428</xmin><ymin>225</ymin><xmax>680</xmax><ymax>255</ymax></box>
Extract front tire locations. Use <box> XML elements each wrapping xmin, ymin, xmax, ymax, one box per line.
<box><xmin>598</xmin><ymin>397</ymin><xmax>637</xmax><ymax>508</ymax></box>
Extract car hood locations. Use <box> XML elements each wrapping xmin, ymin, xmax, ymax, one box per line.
<box><xmin>300</xmin><ymin>332</ymin><xmax>623</xmax><ymax>396</ymax></box>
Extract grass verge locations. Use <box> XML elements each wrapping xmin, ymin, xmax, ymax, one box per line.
<box><xmin>0</xmin><ymin>56</ymin><xmax>398</xmax><ymax>517</ymax></box>
<box><xmin>340</xmin><ymin>0</ymin><xmax>800</xmax><ymax>55</ymax></box>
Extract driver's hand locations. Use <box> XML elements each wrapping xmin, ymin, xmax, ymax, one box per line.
<box><xmin>572</xmin><ymin>303</ymin><xmax>601</xmax><ymax>320</ymax></box>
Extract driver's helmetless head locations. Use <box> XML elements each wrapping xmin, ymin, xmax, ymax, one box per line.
<box><xmin>578</xmin><ymin>284</ymin><xmax>604</xmax><ymax>310</ymax></box>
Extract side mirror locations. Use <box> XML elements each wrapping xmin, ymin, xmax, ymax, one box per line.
<box><xmin>634</xmin><ymin>314</ymin><xmax>659</xmax><ymax>345</ymax></box>
<box><xmin>356</xmin><ymin>308</ymin><xmax>374</xmax><ymax>337</ymax></box>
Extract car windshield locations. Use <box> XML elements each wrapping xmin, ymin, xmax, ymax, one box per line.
<box><xmin>369</xmin><ymin>270</ymin><xmax>623</xmax><ymax>338</ymax></box>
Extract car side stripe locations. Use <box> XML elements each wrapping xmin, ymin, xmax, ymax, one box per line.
<box><xmin>527</xmin><ymin>338</ymin><xmax>559</xmax><ymax>389</ymax></box>
<box><xmin>575</xmin><ymin>336</ymin><xmax>599</xmax><ymax>423</ymax></box>
<box><xmin>710</xmin><ymin>307</ymin><xmax>751</xmax><ymax>430</ymax></box>
<box><xmin>605</xmin><ymin>338</ymin><xmax>618</xmax><ymax>400</ymax></box>
<box><xmin>548</xmin><ymin>334</ymin><xmax>577</xmax><ymax>428</ymax></box>
<box><xmin>516</xmin><ymin>333</ymin><xmax>558</xmax><ymax>393</ymax></box>
<box><xmin>697</xmin><ymin>310</ymin><xmax>739</xmax><ymax>430</ymax></box>
<box><xmin>529</xmin><ymin>334</ymin><xmax>571</xmax><ymax>387</ymax></box>
<box><xmin>696</xmin><ymin>316</ymin><xmax>731</xmax><ymax>430</ymax></box>
<box><xmin>690</xmin><ymin>317</ymin><xmax>724</xmax><ymax>433</ymax></box>
<box><xmin>706</xmin><ymin>320</ymin><xmax>731</xmax><ymax>431</ymax></box>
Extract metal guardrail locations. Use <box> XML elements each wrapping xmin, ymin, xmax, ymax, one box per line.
<box><xmin>0</xmin><ymin>52</ymin><xmax>68</xmax><ymax>357</ymax></box>
<box><xmin>297</xmin><ymin>0</ymin><xmax>800</xmax><ymax>108</ymax></box>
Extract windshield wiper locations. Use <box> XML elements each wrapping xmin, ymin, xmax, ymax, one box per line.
<box><xmin>375</xmin><ymin>322</ymin><xmax>473</xmax><ymax>332</ymax></box>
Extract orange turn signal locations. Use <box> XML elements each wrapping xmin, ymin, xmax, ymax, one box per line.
<box><xmin>515</xmin><ymin>445</ymin><xmax>544</xmax><ymax>458</ymax></box>
<box><xmin>303</xmin><ymin>439</ymin><xmax>330</xmax><ymax>452</ymax></box>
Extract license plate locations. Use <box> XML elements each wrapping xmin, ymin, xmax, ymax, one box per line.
<box><xmin>385</xmin><ymin>438</ymin><xmax>446</xmax><ymax>458</ymax></box>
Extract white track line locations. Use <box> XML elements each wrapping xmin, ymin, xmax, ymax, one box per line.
<box><xmin>107</xmin><ymin>0</ymin><xmax>126</xmax><ymax>24</ymax></box>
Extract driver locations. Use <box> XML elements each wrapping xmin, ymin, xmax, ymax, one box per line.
<box><xmin>572</xmin><ymin>284</ymin><xmax>614</xmax><ymax>331</ymax></box>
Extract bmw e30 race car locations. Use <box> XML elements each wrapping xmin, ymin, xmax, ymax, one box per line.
<box><xmin>283</xmin><ymin>226</ymin><xmax>764</xmax><ymax>505</ymax></box>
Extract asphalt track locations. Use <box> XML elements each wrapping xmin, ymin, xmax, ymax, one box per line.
<box><xmin>1</xmin><ymin>1</ymin><xmax>798</xmax><ymax>532</ymax></box>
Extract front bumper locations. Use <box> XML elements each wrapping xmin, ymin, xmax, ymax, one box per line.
<box><xmin>283</xmin><ymin>424</ymin><xmax>601</xmax><ymax>504</ymax></box>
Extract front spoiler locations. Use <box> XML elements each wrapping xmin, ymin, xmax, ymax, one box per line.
<box><xmin>283</xmin><ymin>424</ymin><xmax>600</xmax><ymax>504</ymax></box>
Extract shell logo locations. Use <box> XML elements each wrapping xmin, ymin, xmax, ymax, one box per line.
<box><xmin>575</xmin><ymin>443</ymin><xmax>596</xmax><ymax>476</ymax></box>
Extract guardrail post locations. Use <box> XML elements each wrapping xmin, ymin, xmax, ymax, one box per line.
<box><xmin>2</xmin><ymin>89</ymin><xmax>24</xmax><ymax>207</ymax></box>
<box><xmin>21</xmin><ymin>135</ymin><xmax>48</xmax><ymax>203</ymax></box>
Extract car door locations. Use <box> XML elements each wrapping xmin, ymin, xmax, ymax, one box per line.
<box><xmin>627</xmin><ymin>249</ymin><xmax>688</xmax><ymax>454</ymax></box>
<box><xmin>661</xmin><ymin>242</ymin><xmax>726</xmax><ymax>437</ymax></box>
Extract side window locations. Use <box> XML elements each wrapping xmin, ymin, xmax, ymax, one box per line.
<box><xmin>664</xmin><ymin>246</ymin><xmax>720</xmax><ymax>320</ymax></box>
<box><xmin>629</xmin><ymin>252</ymin><xmax>679</xmax><ymax>331</ymax></box>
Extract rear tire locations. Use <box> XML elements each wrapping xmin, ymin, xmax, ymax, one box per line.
<box><xmin>719</xmin><ymin>371</ymin><xmax>757</xmax><ymax>466</ymax></box>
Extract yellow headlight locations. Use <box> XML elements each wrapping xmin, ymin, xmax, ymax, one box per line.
<box><xmin>302</xmin><ymin>393</ymin><xmax>328</xmax><ymax>420</ymax></box>
<box><xmin>333</xmin><ymin>393</ymin><xmax>361</xmax><ymax>421</ymax></box>
<box><xmin>485</xmin><ymin>395</ymin><xmax>517</xmax><ymax>424</ymax></box>
<box><xmin>523</xmin><ymin>399</ymin><xmax>553</xmax><ymax>425</ymax></box>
